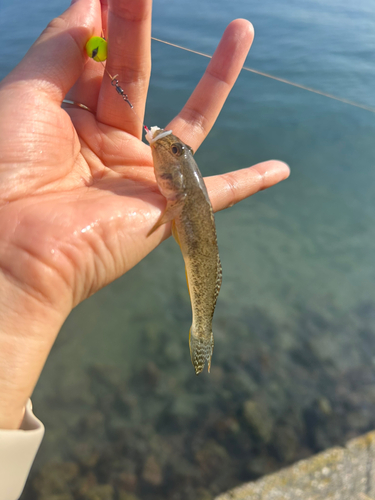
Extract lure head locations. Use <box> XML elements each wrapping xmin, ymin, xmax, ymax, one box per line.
<box><xmin>146</xmin><ymin>126</ymin><xmax>194</xmax><ymax>201</ymax></box>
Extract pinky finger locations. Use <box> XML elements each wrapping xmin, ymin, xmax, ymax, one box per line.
<box><xmin>205</xmin><ymin>160</ymin><xmax>290</xmax><ymax>213</ymax></box>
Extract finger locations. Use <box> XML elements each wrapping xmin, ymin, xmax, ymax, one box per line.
<box><xmin>65</xmin><ymin>0</ymin><xmax>109</xmax><ymax>112</ymax></box>
<box><xmin>206</xmin><ymin>160</ymin><xmax>290</xmax><ymax>212</ymax></box>
<box><xmin>101</xmin><ymin>0</ymin><xmax>109</xmax><ymax>37</ymax></box>
<box><xmin>2</xmin><ymin>0</ymin><xmax>101</xmax><ymax>106</ymax></box>
<box><xmin>96</xmin><ymin>0</ymin><xmax>152</xmax><ymax>137</ymax></box>
<box><xmin>167</xmin><ymin>19</ymin><xmax>254</xmax><ymax>152</ymax></box>
<box><xmin>146</xmin><ymin>160</ymin><xmax>290</xmax><ymax>242</ymax></box>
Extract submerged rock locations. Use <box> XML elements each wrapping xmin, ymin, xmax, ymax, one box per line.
<box><xmin>196</xmin><ymin>488</ymin><xmax>214</xmax><ymax>500</ymax></box>
<box><xmin>72</xmin><ymin>442</ymin><xmax>100</xmax><ymax>468</ymax></box>
<box><xmin>118</xmin><ymin>494</ymin><xmax>141</xmax><ymax>500</ymax></box>
<box><xmin>117</xmin><ymin>470</ymin><xmax>138</xmax><ymax>492</ymax></box>
<box><xmin>142</xmin><ymin>455</ymin><xmax>163</xmax><ymax>486</ymax></box>
<box><xmin>242</xmin><ymin>400</ymin><xmax>273</xmax><ymax>444</ymax></box>
<box><xmin>46</xmin><ymin>495</ymin><xmax>74</xmax><ymax>500</ymax></box>
<box><xmin>195</xmin><ymin>440</ymin><xmax>231</xmax><ymax>479</ymax></box>
<box><xmin>32</xmin><ymin>462</ymin><xmax>79</xmax><ymax>499</ymax></box>
<box><xmin>246</xmin><ymin>454</ymin><xmax>278</xmax><ymax>479</ymax></box>
<box><xmin>81</xmin><ymin>484</ymin><xmax>114</xmax><ymax>500</ymax></box>
<box><xmin>271</xmin><ymin>424</ymin><xmax>299</xmax><ymax>463</ymax></box>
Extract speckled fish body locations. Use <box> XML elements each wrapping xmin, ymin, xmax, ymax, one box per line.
<box><xmin>147</xmin><ymin>128</ymin><xmax>222</xmax><ymax>374</ymax></box>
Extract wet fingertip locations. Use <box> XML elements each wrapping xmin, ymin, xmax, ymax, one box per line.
<box><xmin>252</xmin><ymin>160</ymin><xmax>290</xmax><ymax>191</ymax></box>
<box><xmin>238</xmin><ymin>19</ymin><xmax>254</xmax><ymax>34</ymax></box>
<box><xmin>229</xmin><ymin>19</ymin><xmax>254</xmax><ymax>41</ymax></box>
<box><xmin>262</xmin><ymin>161</ymin><xmax>290</xmax><ymax>185</ymax></box>
<box><xmin>274</xmin><ymin>161</ymin><xmax>291</xmax><ymax>179</ymax></box>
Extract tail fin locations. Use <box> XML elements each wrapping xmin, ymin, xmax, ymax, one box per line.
<box><xmin>189</xmin><ymin>328</ymin><xmax>214</xmax><ymax>375</ymax></box>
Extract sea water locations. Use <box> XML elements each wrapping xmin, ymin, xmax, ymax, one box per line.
<box><xmin>1</xmin><ymin>0</ymin><xmax>375</xmax><ymax>499</ymax></box>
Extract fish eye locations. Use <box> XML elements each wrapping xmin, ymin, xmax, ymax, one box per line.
<box><xmin>171</xmin><ymin>143</ymin><xmax>183</xmax><ymax>156</ymax></box>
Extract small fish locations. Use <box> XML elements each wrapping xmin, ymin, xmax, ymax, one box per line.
<box><xmin>146</xmin><ymin>126</ymin><xmax>222</xmax><ymax>375</ymax></box>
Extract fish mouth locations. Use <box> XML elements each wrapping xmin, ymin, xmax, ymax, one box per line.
<box><xmin>146</xmin><ymin>126</ymin><xmax>173</xmax><ymax>145</ymax></box>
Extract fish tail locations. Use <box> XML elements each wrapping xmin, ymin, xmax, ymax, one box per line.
<box><xmin>189</xmin><ymin>327</ymin><xmax>214</xmax><ymax>375</ymax></box>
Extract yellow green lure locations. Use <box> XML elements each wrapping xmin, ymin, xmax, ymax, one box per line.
<box><xmin>85</xmin><ymin>36</ymin><xmax>107</xmax><ymax>62</ymax></box>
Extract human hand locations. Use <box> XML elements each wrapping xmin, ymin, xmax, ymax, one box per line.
<box><xmin>0</xmin><ymin>0</ymin><xmax>289</xmax><ymax>429</ymax></box>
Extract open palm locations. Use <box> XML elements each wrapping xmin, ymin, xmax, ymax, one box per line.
<box><xmin>0</xmin><ymin>0</ymin><xmax>289</xmax><ymax>428</ymax></box>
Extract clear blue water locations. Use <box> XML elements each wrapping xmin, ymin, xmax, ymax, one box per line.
<box><xmin>2</xmin><ymin>0</ymin><xmax>375</xmax><ymax>498</ymax></box>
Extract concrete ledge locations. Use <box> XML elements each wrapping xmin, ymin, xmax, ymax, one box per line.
<box><xmin>215</xmin><ymin>431</ymin><xmax>375</xmax><ymax>500</ymax></box>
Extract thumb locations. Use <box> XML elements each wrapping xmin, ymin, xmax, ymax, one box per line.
<box><xmin>1</xmin><ymin>0</ymin><xmax>101</xmax><ymax>103</ymax></box>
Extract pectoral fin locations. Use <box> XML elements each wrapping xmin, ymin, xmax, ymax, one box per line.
<box><xmin>185</xmin><ymin>266</ymin><xmax>190</xmax><ymax>297</ymax></box>
<box><xmin>147</xmin><ymin>201</ymin><xmax>182</xmax><ymax>237</ymax></box>
<box><xmin>171</xmin><ymin>220</ymin><xmax>180</xmax><ymax>246</ymax></box>
<box><xmin>171</xmin><ymin>221</ymin><xmax>190</xmax><ymax>298</ymax></box>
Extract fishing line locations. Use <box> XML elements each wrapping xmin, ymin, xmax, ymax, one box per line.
<box><xmin>151</xmin><ymin>37</ymin><xmax>375</xmax><ymax>115</ymax></box>
<box><xmin>100</xmin><ymin>63</ymin><xmax>149</xmax><ymax>133</ymax></box>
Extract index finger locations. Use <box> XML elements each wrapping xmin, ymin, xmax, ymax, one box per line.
<box><xmin>167</xmin><ymin>19</ymin><xmax>254</xmax><ymax>152</ymax></box>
